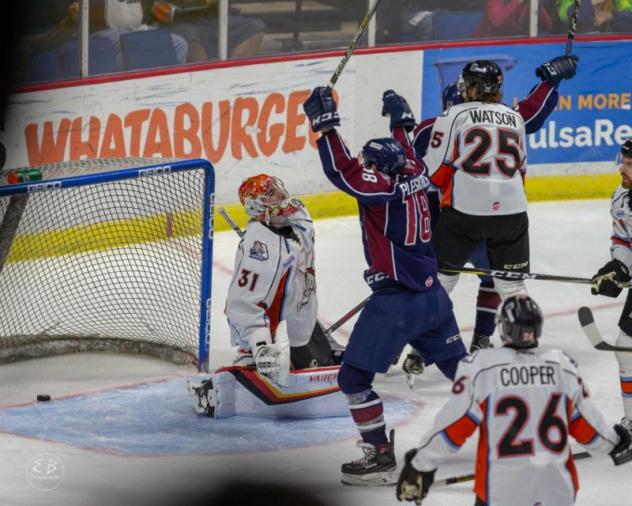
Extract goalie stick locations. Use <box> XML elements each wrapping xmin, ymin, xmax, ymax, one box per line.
<box><xmin>217</xmin><ymin>208</ymin><xmax>365</xmax><ymax>348</ymax></box>
<box><xmin>434</xmin><ymin>451</ymin><xmax>591</xmax><ymax>488</ymax></box>
<box><xmin>444</xmin><ymin>266</ymin><xmax>632</xmax><ymax>289</ymax></box>
<box><xmin>578</xmin><ymin>307</ymin><xmax>632</xmax><ymax>352</ymax></box>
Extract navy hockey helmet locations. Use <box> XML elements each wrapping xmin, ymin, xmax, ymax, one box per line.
<box><xmin>442</xmin><ymin>81</ymin><xmax>464</xmax><ymax>111</ymax></box>
<box><xmin>462</xmin><ymin>60</ymin><xmax>504</xmax><ymax>95</ymax></box>
<box><xmin>361</xmin><ymin>138</ymin><xmax>406</xmax><ymax>176</ymax></box>
<box><xmin>616</xmin><ymin>138</ymin><xmax>632</xmax><ymax>165</ymax></box>
<box><xmin>496</xmin><ymin>295</ymin><xmax>543</xmax><ymax>349</ymax></box>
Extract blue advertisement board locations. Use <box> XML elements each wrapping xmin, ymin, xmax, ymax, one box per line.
<box><xmin>422</xmin><ymin>40</ymin><xmax>632</xmax><ymax>165</ymax></box>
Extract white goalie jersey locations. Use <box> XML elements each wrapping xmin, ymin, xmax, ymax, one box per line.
<box><xmin>225</xmin><ymin>202</ymin><xmax>318</xmax><ymax>351</ymax></box>
<box><xmin>609</xmin><ymin>185</ymin><xmax>632</xmax><ymax>268</ymax></box>
<box><xmin>411</xmin><ymin>347</ymin><xmax>619</xmax><ymax>506</ymax></box>
<box><xmin>423</xmin><ymin>101</ymin><xmax>527</xmax><ymax>216</ymax></box>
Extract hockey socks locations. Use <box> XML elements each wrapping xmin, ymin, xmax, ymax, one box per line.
<box><xmin>474</xmin><ymin>281</ymin><xmax>501</xmax><ymax>337</ymax></box>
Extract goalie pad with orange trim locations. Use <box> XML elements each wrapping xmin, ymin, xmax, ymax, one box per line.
<box><xmin>206</xmin><ymin>365</ymin><xmax>347</xmax><ymax>419</ymax></box>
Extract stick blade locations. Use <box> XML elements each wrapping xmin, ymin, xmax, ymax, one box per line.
<box><xmin>577</xmin><ymin>306</ymin><xmax>606</xmax><ymax>349</ymax></box>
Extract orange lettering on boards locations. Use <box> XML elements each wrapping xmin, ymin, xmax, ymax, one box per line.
<box><xmin>25</xmin><ymin>119</ymin><xmax>71</xmax><ymax>165</ymax></box>
<box><xmin>23</xmin><ymin>89</ymin><xmax>339</xmax><ymax>166</ymax></box>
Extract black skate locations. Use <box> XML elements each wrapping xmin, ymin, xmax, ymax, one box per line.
<box><xmin>186</xmin><ymin>378</ymin><xmax>215</xmax><ymax>417</ymax></box>
<box><xmin>470</xmin><ymin>333</ymin><xmax>494</xmax><ymax>353</ymax></box>
<box><xmin>402</xmin><ymin>353</ymin><xmax>425</xmax><ymax>375</ymax></box>
<box><xmin>341</xmin><ymin>430</ymin><xmax>396</xmax><ymax>486</ymax></box>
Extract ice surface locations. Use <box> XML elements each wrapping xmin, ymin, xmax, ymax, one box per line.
<box><xmin>1</xmin><ymin>200</ymin><xmax>632</xmax><ymax>505</ymax></box>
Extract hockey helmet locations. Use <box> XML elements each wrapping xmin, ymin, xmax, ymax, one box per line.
<box><xmin>461</xmin><ymin>60</ymin><xmax>504</xmax><ymax>95</ymax></box>
<box><xmin>361</xmin><ymin>138</ymin><xmax>406</xmax><ymax>176</ymax></box>
<box><xmin>496</xmin><ymin>295</ymin><xmax>543</xmax><ymax>349</ymax></box>
<box><xmin>618</xmin><ymin>137</ymin><xmax>632</xmax><ymax>164</ymax></box>
<box><xmin>442</xmin><ymin>80</ymin><xmax>464</xmax><ymax>111</ymax></box>
<box><xmin>238</xmin><ymin>174</ymin><xmax>295</xmax><ymax>223</ymax></box>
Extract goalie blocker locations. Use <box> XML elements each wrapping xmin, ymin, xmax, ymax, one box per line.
<box><xmin>187</xmin><ymin>365</ymin><xmax>348</xmax><ymax>419</ymax></box>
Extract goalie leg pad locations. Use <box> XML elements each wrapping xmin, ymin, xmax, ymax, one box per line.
<box><xmin>615</xmin><ymin>330</ymin><xmax>632</xmax><ymax>419</ymax></box>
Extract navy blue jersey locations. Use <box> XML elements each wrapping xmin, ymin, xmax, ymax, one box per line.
<box><xmin>317</xmin><ymin>127</ymin><xmax>438</xmax><ymax>292</ymax></box>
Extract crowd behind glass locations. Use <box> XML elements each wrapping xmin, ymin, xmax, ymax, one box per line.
<box><xmin>13</xmin><ymin>0</ymin><xmax>632</xmax><ymax>84</ymax></box>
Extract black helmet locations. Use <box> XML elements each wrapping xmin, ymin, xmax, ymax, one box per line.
<box><xmin>622</xmin><ymin>138</ymin><xmax>632</xmax><ymax>159</ymax></box>
<box><xmin>496</xmin><ymin>295</ymin><xmax>543</xmax><ymax>349</ymax></box>
<box><xmin>462</xmin><ymin>60</ymin><xmax>504</xmax><ymax>95</ymax></box>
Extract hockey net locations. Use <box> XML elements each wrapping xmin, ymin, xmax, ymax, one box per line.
<box><xmin>0</xmin><ymin>157</ymin><xmax>214</xmax><ymax>370</ymax></box>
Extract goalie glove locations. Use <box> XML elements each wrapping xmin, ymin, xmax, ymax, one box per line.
<box><xmin>611</xmin><ymin>423</ymin><xmax>632</xmax><ymax>466</ymax></box>
<box><xmin>252</xmin><ymin>342</ymin><xmax>289</xmax><ymax>386</ymax></box>
<box><xmin>396</xmin><ymin>449</ymin><xmax>435</xmax><ymax>504</ymax></box>
<box><xmin>591</xmin><ymin>258</ymin><xmax>630</xmax><ymax>298</ymax></box>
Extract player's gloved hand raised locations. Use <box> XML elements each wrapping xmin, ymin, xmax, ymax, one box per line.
<box><xmin>535</xmin><ymin>55</ymin><xmax>579</xmax><ymax>86</ymax></box>
<box><xmin>382</xmin><ymin>90</ymin><xmax>416</xmax><ymax>132</ymax></box>
<box><xmin>396</xmin><ymin>449</ymin><xmax>435</xmax><ymax>504</ymax></box>
<box><xmin>591</xmin><ymin>259</ymin><xmax>630</xmax><ymax>297</ymax></box>
<box><xmin>610</xmin><ymin>423</ymin><xmax>632</xmax><ymax>466</ymax></box>
<box><xmin>303</xmin><ymin>86</ymin><xmax>340</xmax><ymax>133</ymax></box>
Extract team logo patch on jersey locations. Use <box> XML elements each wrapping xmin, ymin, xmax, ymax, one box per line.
<box><xmin>425</xmin><ymin>276</ymin><xmax>434</xmax><ymax>288</ymax></box>
<box><xmin>249</xmin><ymin>241</ymin><xmax>269</xmax><ymax>261</ymax></box>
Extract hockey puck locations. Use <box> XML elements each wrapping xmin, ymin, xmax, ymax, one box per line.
<box><xmin>36</xmin><ymin>394</ymin><xmax>51</xmax><ymax>402</ymax></box>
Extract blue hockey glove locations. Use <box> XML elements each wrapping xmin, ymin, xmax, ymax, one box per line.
<box><xmin>303</xmin><ymin>86</ymin><xmax>340</xmax><ymax>133</ymax></box>
<box><xmin>396</xmin><ymin>449</ymin><xmax>435</xmax><ymax>504</ymax></box>
<box><xmin>382</xmin><ymin>90</ymin><xmax>416</xmax><ymax>132</ymax></box>
<box><xmin>535</xmin><ymin>55</ymin><xmax>579</xmax><ymax>86</ymax></box>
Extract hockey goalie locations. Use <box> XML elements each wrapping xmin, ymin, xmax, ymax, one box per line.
<box><xmin>188</xmin><ymin>174</ymin><xmax>347</xmax><ymax>419</ymax></box>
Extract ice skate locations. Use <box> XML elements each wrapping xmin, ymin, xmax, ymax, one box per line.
<box><xmin>341</xmin><ymin>430</ymin><xmax>396</xmax><ymax>486</ymax></box>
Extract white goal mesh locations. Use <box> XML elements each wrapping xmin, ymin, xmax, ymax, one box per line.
<box><xmin>0</xmin><ymin>158</ymin><xmax>214</xmax><ymax>369</ymax></box>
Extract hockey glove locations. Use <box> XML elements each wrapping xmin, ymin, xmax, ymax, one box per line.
<box><xmin>590</xmin><ymin>258</ymin><xmax>630</xmax><ymax>298</ymax></box>
<box><xmin>610</xmin><ymin>423</ymin><xmax>632</xmax><ymax>466</ymax></box>
<box><xmin>303</xmin><ymin>86</ymin><xmax>340</xmax><ymax>133</ymax></box>
<box><xmin>402</xmin><ymin>353</ymin><xmax>424</xmax><ymax>376</ymax></box>
<box><xmin>396</xmin><ymin>449</ymin><xmax>435</xmax><ymax>504</ymax></box>
<box><xmin>253</xmin><ymin>342</ymin><xmax>283</xmax><ymax>381</ymax></box>
<box><xmin>535</xmin><ymin>55</ymin><xmax>579</xmax><ymax>87</ymax></box>
<box><xmin>382</xmin><ymin>90</ymin><xmax>416</xmax><ymax>132</ymax></box>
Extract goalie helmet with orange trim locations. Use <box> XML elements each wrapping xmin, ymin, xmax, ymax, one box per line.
<box><xmin>238</xmin><ymin>174</ymin><xmax>298</xmax><ymax>225</ymax></box>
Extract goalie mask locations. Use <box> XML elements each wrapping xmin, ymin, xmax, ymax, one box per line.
<box><xmin>462</xmin><ymin>60</ymin><xmax>504</xmax><ymax>96</ymax></box>
<box><xmin>496</xmin><ymin>295</ymin><xmax>543</xmax><ymax>349</ymax></box>
<box><xmin>238</xmin><ymin>174</ymin><xmax>297</xmax><ymax>224</ymax></box>
<box><xmin>361</xmin><ymin>138</ymin><xmax>406</xmax><ymax>176</ymax></box>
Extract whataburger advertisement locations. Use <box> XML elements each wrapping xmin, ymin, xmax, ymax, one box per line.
<box><xmin>422</xmin><ymin>40</ymin><xmax>632</xmax><ymax>171</ymax></box>
<box><xmin>1</xmin><ymin>39</ymin><xmax>630</xmax><ymax>202</ymax></box>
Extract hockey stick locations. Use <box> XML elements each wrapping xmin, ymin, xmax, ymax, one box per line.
<box><xmin>565</xmin><ymin>0</ymin><xmax>582</xmax><ymax>55</ymax></box>
<box><xmin>578</xmin><ymin>306</ymin><xmax>632</xmax><ymax>352</ymax></box>
<box><xmin>328</xmin><ymin>0</ymin><xmax>383</xmax><ymax>88</ymax></box>
<box><xmin>443</xmin><ymin>266</ymin><xmax>632</xmax><ymax>289</ymax></box>
<box><xmin>434</xmin><ymin>451</ymin><xmax>591</xmax><ymax>487</ymax></box>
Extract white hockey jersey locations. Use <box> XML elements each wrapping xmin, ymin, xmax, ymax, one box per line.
<box><xmin>609</xmin><ymin>185</ymin><xmax>632</xmax><ymax>268</ymax></box>
<box><xmin>423</xmin><ymin>101</ymin><xmax>527</xmax><ymax>216</ymax></box>
<box><xmin>225</xmin><ymin>202</ymin><xmax>318</xmax><ymax>351</ymax></box>
<box><xmin>412</xmin><ymin>347</ymin><xmax>619</xmax><ymax>506</ymax></box>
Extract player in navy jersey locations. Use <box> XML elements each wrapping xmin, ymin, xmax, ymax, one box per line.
<box><xmin>402</xmin><ymin>59</ymin><xmax>564</xmax><ymax>375</ymax></box>
<box><xmin>303</xmin><ymin>86</ymin><xmax>467</xmax><ymax>486</ymax></box>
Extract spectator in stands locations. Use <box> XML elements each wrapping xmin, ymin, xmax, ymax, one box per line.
<box><xmin>556</xmin><ymin>0</ymin><xmax>631</xmax><ymax>33</ymax></box>
<box><xmin>18</xmin><ymin>0</ymin><xmax>187</xmax><ymax>81</ymax></box>
<box><xmin>377</xmin><ymin>0</ymin><xmax>484</xmax><ymax>43</ymax></box>
<box><xmin>475</xmin><ymin>0</ymin><xmax>555</xmax><ymax>37</ymax></box>
<box><xmin>150</xmin><ymin>0</ymin><xmax>265</xmax><ymax>61</ymax></box>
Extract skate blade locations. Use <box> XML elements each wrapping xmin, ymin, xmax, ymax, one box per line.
<box><xmin>341</xmin><ymin>470</ymin><xmax>397</xmax><ymax>487</ymax></box>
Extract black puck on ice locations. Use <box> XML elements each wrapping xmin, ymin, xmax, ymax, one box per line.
<box><xmin>36</xmin><ymin>394</ymin><xmax>51</xmax><ymax>402</ymax></box>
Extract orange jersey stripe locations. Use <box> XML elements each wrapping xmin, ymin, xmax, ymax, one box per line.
<box><xmin>565</xmin><ymin>450</ymin><xmax>580</xmax><ymax>498</ymax></box>
<box><xmin>444</xmin><ymin>414</ymin><xmax>478</xmax><ymax>447</ymax></box>
<box><xmin>474</xmin><ymin>399</ymin><xmax>489</xmax><ymax>503</ymax></box>
<box><xmin>569</xmin><ymin>414</ymin><xmax>598</xmax><ymax>445</ymax></box>
<box><xmin>620</xmin><ymin>378</ymin><xmax>632</xmax><ymax>395</ymax></box>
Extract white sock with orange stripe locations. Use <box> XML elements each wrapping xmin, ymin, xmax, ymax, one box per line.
<box><xmin>615</xmin><ymin>330</ymin><xmax>632</xmax><ymax>420</ymax></box>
